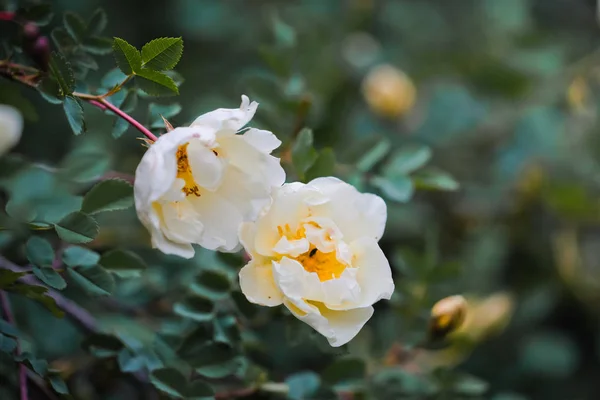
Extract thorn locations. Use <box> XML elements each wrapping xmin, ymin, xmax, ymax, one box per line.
<box><xmin>161</xmin><ymin>115</ymin><xmax>174</xmax><ymax>131</ymax></box>
<box><xmin>136</xmin><ymin>137</ymin><xmax>154</xmax><ymax>148</ymax></box>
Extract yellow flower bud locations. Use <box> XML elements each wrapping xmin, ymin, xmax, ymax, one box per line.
<box><xmin>362</xmin><ymin>64</ymin><xmax>416</xmax><ymax>118</ymax></box>
<box><xmin>429</xmin><ymin>295</ymin><xmax>467</xmax><ymax>340</ymax></box>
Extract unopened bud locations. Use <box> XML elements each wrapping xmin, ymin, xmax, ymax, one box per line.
<box><xmin>429</xmin><ymin>295</ymin><xmax>467</xmax><ymax>340</ymax></box>
<box><xmin>32</xmin><ymin>36</ymin><xmax>50</xmax><ymax>71</ymax></box>
<box><xmin>362</xmin><ymin>64</ymin><xmax>416</xmax><ymax>118</ymax></box>
<box><xmin>22</xmin><ymin>22</ymin><xmax>40</xmax><ymax>41</ymax></box>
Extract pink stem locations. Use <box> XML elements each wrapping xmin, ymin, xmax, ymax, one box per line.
<box><xmin>88</xmin><ymin>98</ymin><xmax>158</xmax><ymax>142</ymax></box>
<box><xmin>0</xmin><ymin>11</ymin><xmax>15</xmax><ymax>21</ymax></box>
<box><xmin>1</xmin><ymin>291</ymin><xmax>28</xmax><ymax>400</ymax></box>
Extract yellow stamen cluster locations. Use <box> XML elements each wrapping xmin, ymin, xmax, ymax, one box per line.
<box><xmin>176</xmin><ymin>143</ymin><xmax>201</xmax><ymax>197</ymax></box>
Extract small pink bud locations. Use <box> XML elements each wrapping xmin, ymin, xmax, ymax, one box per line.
<box><xmin>32</xmin><ymin>36</ymin><xmax>50</xmax><ymax>71</ymax></box>
<box><xmin>22</xmin><ymin>22</ymin><xmax>40</xmax><ymax>41</ymax></box>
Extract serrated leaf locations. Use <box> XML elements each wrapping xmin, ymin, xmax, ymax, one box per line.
<box><xmin>38</xmin><ymin>77</ymin><xmax>63</xmax><ymax>104</ymax></box>
<box><xmin>112</xmin><ymin>37</ymin><xmax>141</xmax><ymax>75</ymax></box>
<box><xmin>81</xmin><ymin>179</ymin><xmax>133</xmax><ymax>215</ymax></box>
<box><xmin>82</xmin><ymin>333</ymin><xmax>123</xmax><ymax>357</ymax></box>
<box><xmin>26</xmin><ymin>236</ymin><xmax>55</xmax><ymax>267</ymax></box>
<box><xmin>0</xmin><ymin>270</ymin><xmax>27</xmax><ymax>289</ymax></box>
<box><xmin>87</xmin><ymin>9</ymin><xmax>107</xmax><ymax>36</ymax></box>
<box><xmin>54</xmin><ymin>212</ymin><xmax>98</xmax><ymax>244</ymax></box>
<box><xmin>174</xmin><ymin>296</ymin><xmax>214</xmax><ymax>322</ymax></box>
<box><xmin>63</xmin><ymin>96</ymin><xmax>86</xmax><ymax>135</ymax></box>
<box><xmin>83</xmin><ymin>36</ymin><xmax>112</xmax><ymax>55</ymax></box>
<box><xmin>305</xmin><ymin>147</ymin><xmax>336</xmax><ymax>181</ymax></box>
<box><xmin>190</xmin><ymin>270</ymin><xmax>230</xmax><ymax>300</ymax></box>
<box><xmin>48</xmin><ymin>52</ymin><xmax>74</xmax><ymax>96</ymax></box>
<box><xmin>141</xmin><ymin>37</ymin><xmax>183</xmax><ymax>71</ymax></box>
<box><xmin>67</xmin><ymin>265</ymin><xmax>115</xmax><ymax>296</ymax></box>
<box><xmin>33</xmin><ymin>267</ymin><xmax>66</xmax><ymax>290</ymax></box>
<box><xmin>99</xmin><ymin>249</ymin><xmax>147</xmax><ymax>278</ymax></box>
<box><xmin>73</xmin><ymin>52</ymin><xmax>99</xmax><ymax>70</ymax></box>
<box><xmin>63</xmin><ymin>12</ymin><xmax>87</xmax><ymax>42</ymax></box>
<box><xmin>149</xmin><ymin>103</ymin><xmax>181</xmax><ymax>128</ymax></box>
<box><xmin>136</xmin><ymin>69</ymin><xmax>179</xmax><ymax>96</ymax></box>
<box><xmin>371</xmin><ymin>175</ymin><xmax>414</xmax><ymax>203</ymax></box>
<box><xmin>292</xmin><ymin>128</ymin><xmax>318</xmax><ymax>180</ymax></box>
<box><xmin>385</xmin><ymin>144</ymin><xmax>432</xmax><ymax>175</ymax></box>
<box><xmin>62</xmin><ymin>246</ymin><xmax>100</xmax><ymax>267</ymax></box>
<box><xmin>51</xmin><ymin>27</ymin><xmax>76</xmax><ymax>52</ymax></box>
<box><xmin>150</xmin><ymin>368</ymin><xmax>187</xmax><ymax>398</ymax></box>
<box><xmin>101</xmin><ymin>68</ymin><xmax>128</xmax><ymax>89</ymax></box>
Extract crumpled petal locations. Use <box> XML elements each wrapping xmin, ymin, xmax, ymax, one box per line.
<box><xmin>190</xmin><ymin>95</ymin><xmax>258</xmax><ymax>132</ymax></box>
<box><xmin>239</xmin><ymin>260</ymin><xmax>283</xmax><ymax>306</ymax></box>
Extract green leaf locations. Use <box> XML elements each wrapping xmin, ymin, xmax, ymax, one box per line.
<box><xmin>81</xmin><ymin>179</ymin><xmax>133</xmax><ymax>215</ymax></box>
<box><xmin>272</xmin><ymin>14</ymin><xmax>296</xmax><ymax>48</ymax></box>
<box><xmin>0</xmin><ymin>319</ymin><xmax>21</xmax><ymax>337</ymax></box>
<box><xmin>87</xmin><ymin>9</ymin><xmax>107</xmax><ymax>36</ymax></box>
<box><xmin>62</xmin><ymin>246</ymin><xmax>100</xmax><ymax>267</ymax></box>
<box><xmin>112</xmin><ymin>117</ymin><xmax>129</xmax><ymax>139</ymax></box>
<box><xmin>38</xmin><ymin>77</ymin><xmax>63</xmax><ymax>104</ymax></box>
<box><xmin>63</xmin><ymin>96</ymin><xmax>86</xmax><ymax>135</ymax></box>
<box><xmin>120</xmin><ymin>90</ymin><xmax>138</xmax><ymax>113</ymax></box>
<box><xmin>357</xmin><ymin>139</ymin><xmax>392</xmax><ymax>173</ymax></box>
<box><xmin>16</xmin><ymin>353</ymin><xmax>48</xmax><ymax>376</ymax></box>
<box><xmin>190</xmin><ymin>270</ymin><xmax>230</xmax><ymax>300</ymax></box>
<box><xmin>61</xmin><ymin>147</ymin><xmax>111</xmax><ymax>183</ymax></box>
<box><xmin>11</xmin><ymin>284</ymin><xmax>65</xmax><ymax>317</ymax></box>
<box><xmin>51</xmin><ymin>27</ymin><xmax>76</xmax><ymax>52</ymax></box>
<box><xmin>33</xmin><ymin>267</ymin><xmax>66</xmax><ymax>290</ymax></box>
<box><xmin>63</xmin><ymin>12</ymin><xmax>87</xmax><ymax>42</ymax></box>
<box><xmin>112</xmin><ymin>37</ymin><xmax>141</xmax><ymax>75</ymax></box>
<box><xmin>82</xmin><ymin>333</ymin><xmax>123</xmax><ymax>358</ymax></box>
<box><xmin>149</xmin><ymin>103</ymin><xmax>181</xmax><ymax>128</ymax></box>
<box><xmin>0</xmin><ymin>333</ymin><xmax>17</xmax><ymax>353</ymax></box>
<box><xmin>150</xmin><ymin>367</ymin><xmax>187</xmax><ymax>399</ymax></box>
<box><xmin>305</xmin><ymin>148</ymin><xmax>336</xmax><ymax>181</ymax></box>
<box><xmin>322</xmin><ymin>358</ymin><xmax>366</xmax><ymax>386</ymax></box>
<box><xmin>413</xmin><ymin>167</ymin><xmax>460</xmax><ymax>191</ymax></box>
<box><xmin>73</xmin><ymin>52</ymin><xmax>99</xmax><ymax>70</ymax></box>
<box><xmin>67</xmin><ymin>265</ymin><xmax>115</xmax><ymax>296</ymax></box>
<box><xmin>186</xmin><ymin>380</ymin><xmax>214</xmax><ymax>398</ymax></box>
<box><xmin>48</xmin><ymin>375</ymin><xmax>69</xmax><ymax>395</ymax></box>
<box><xmin>385</xmin><ymin>144</ymin><xmax>432</xmax><ymax>175</ymax></box>
<box><xmin>54</xmin><ymin>212</ymin><xmax>99</xmax><ymax>244</ymax></box>
<box><xmin>26</xmin><ymin>236</ymin><xmax>55</xmax><ymax>267</ymax></box>
<box><xmin>141</xmin><ymin>37</ymin><xmax>183</xmax><ymax>71</ymax></box>
<box><xmin>48</xmin><ymin>52</ymin><xmax>74</xmax><ymax>96</ymax></box>
<box><xmin>371</xmin><ymin>175</ymin><xmax>414</xmax><ymax>203</ymax></box>
<box><xmin>292</xmin><ymin>128</ymin><xmax>318</xmax><ymax>180</ymax></box>
<box><xmin>117</xmin><ymin>348</ymin><xmax>146</xmax><ymax>372</ymax></box>
<box><xmin>99</xmin><ymin>249</ymin><xmax>147</xmax><ymax>278</ymax></box>
<box><xmin>454</xmin><ymin>374</ymin><xmax>490</xmax><ymax>396</ymax></box>
<box><xmin>189</xmin><ymin>341</ymin><xmax>238</xmax><ymax>378</ymax></box>
<box><xmin>82</xmin><ymin>36</ymin><xmax>112</xmax><ymax>55</ymax></box>
<box><xmin>173</xmin><ymin>296</ymin><xmax>214</xmax><ymax>322</ymax></box>
<box><xmin>17</xmin><ymin>4</ymin><xmax>54</xmax><ymax>26</ymax></box>
<box><xmin>0</xmin><ymin>270</ymin><xmax>27</xmax><ymax>289</ymax></box>
<box><xmin>286</xmin><ymin>371</ymin><xmax>321</xmax><ymax>400</ymax></box>
<box><xmin>136</xmin><ymin>69</ymin><xmax>179</xmax><ymax>96</ymax></box>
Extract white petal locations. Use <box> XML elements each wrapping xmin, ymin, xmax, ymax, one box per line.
<box><xmin>218</xmin><ymin>167</ymin><xmax>272</xmax><ymax>220</ymax></box>
<box><xmin>187</xmin><ymin>141</ymin><xmax>224</xmax><ymax>191</ymax></box>
<box><xmin>0</xmin><ymin>104</ymin><xmax>23</xmax><ymax>155</ymax></box>
<box><xmin>190</xmin><ymin>95</ymin><xmax>258</xmax><ymax>132</ymax></box>
<box><xmin>159</xmin><ymin>200</ymin><xmax>205</xmax><ymax>244</ymax></box>
<box><xmin>239</xmin><ymin>260</ymin><xmax>283</xmax><ymax>306</ymax></box>
<box><xmin>272</xmin><ymin>236</ymin><xmax>310</xmax><ymax>257</ymax></box>
<box><xmin>350</xmin><ymin>237</ymin><xmax>395</xmax><ymax>307</ymax></box>
<box><xmin>308</xmin><ymin>177</ymin><xmax>387</xmax><ymax>242</ymax></box>
<box><xmin>150</xmin><ymin>229</ymin><xmax>195</xmax><ymax>259</ymax></box>
<box><xmin>189</xmin><ymin>191</ymin><xmax>243</xmax><ymax>252</ymax></box>
<box><xmin>242</xmin><ymin>128</ymin><xmax>282</xmax><ymax>152</ymax></box>
<box><xmin>218</xmin><ymin>134</ymin><xmax>285</xmax><ymax>188</ymax></box>
<box><xmin>284</xmin><ymin>297</ymin><xmax>374</xmax><ymax>347</ymax></box>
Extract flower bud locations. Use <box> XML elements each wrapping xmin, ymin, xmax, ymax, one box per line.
<box><xmin>22</xmin><ymin>22</ymin><xmax>40</xmax><ymax>41</ymax></box>
<box><xmin>428</xmin><ymin>295</ymin><xmax>467</xmax><ymax>340</ymax></box>
<box><xmin>32</xmin><ymin>36</ymin><xmax>50</xmax><ymax>71</ymax></box>
<box><xmin>362</xmin><ymin>64</ymin><xmax>416</xmax><ymax>118</ymax></box>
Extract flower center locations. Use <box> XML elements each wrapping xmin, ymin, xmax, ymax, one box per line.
<box><xmin>277</xmin><ymin>223</ymin><xmax>347</xmax><ymax>282</ymax></box>
<box><xmin>176</xmin><ymin>143</ymin><xmax>201</xmax><ymax>197</ymax></box>
<box><xmin>296</xmin><ymin>246</ymin><xmax>346</xmax><ymax>281</ymax></box>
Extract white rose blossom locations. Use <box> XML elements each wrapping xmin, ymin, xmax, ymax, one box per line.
<box><xmin>238</xmin><ymin>177</ymin><xmax>395</xmax><ymax>347</ymax></box>
<box><xmin>134</xmin><ymin>95</ymin><xmax>285</xmax><ymax>258</ymax></box>
<box><xmin>0</xmin><ymin>104</ymin><xmax>23</xmax><ymax>156</ymax></box>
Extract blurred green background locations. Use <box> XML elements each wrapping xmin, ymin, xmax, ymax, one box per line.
<box><xmin>4</xmin><ymin>0</ymin><xmax>600</xmax><ymax>399</ymax></box>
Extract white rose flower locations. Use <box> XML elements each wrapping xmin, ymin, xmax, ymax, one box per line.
<box><xmin>134</xmin><ymin>95</ymin><xmax>285</xmax><ymax>258</ymax></box>
<box><xmin>238</xmin><ymin>177</ymin><xmax>395</xmax><ymax>347</ymax></box>
<box><xmin>0</xmin><ymin>104</ymin><xmax>23</xmax><ymax>156</ymax></box>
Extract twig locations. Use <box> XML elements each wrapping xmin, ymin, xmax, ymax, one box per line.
<box><xmin>1</xmin><ymin>291</ymin><xmax>29</xmax><ymax>400</ymax></box>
